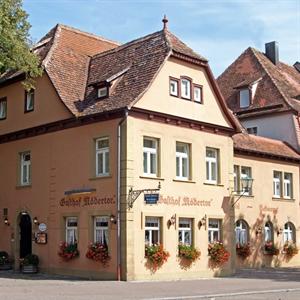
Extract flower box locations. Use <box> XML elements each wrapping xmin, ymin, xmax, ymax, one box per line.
<box><xmin>20</xmin><ymin>254</ymin><xmax>39</xmax><ymax>274</ymax></box>
<box><xmin>236</xmin><ymin>243</ymin><xmax>251</xmax><ymax>259</ymax></box>
<box><xmin>208</xmin><ymin>241</ymin><xmax>230</xmax><ymax>267</ymax></box>
<box><xmin>86</xmin><ymin>242</ymin><xmax>111</xmax><ymax>266</ymax></box>
<box><xmin>178</xmin><ymin>244</ymin><xmax>201</xmax><ymax>262</ymax></box>
<box><xmin>58</xmin><ymin>242</ymin><xmax>79</xmax><ymax>261</ymax></box>
<box><xmin>145</xmin><ymin>244</ymin><xmax>169</xmax><ymax>271</ymax></box>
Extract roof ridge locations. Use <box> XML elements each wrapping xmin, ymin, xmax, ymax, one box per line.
<box><xmin>42</xmin><ymin>24</ymin><xmax>60</xmax><ymax>68</ymax></box>
<box><xmin>250</xmin><ymin>47</ymin><xmax>296</xmax><ymax>112</ymax></box>
<box><xmin>92</xmin><ymin>30</ymin><xmax>164</xmax><ymax>59</ymax></box>
<box><xmin>57</xmin><ymin>24</ymin><xmax>120</xmax><ymax>46</ymax></box>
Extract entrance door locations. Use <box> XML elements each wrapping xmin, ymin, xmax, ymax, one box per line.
<box><xmin>19</xmin><ymin>214</ymin><xmax>32</xmax><ymax>258</ymax></box>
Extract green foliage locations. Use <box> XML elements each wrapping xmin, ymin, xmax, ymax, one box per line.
<box><xmin>0</xmin><ymin>0</ymin><xmax>42</xmax><ymax>89</ymax></box>
<box><xmin>22</xmin><ymin>254</ymin><xmax>39</xmax><ymax>266</ymax></box>
<box><xmin>178</xmin><ymin>244</ymin><xmax>201</xmax><ymax>261</ymax></box>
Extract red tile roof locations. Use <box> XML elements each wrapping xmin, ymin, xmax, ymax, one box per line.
<box><xmin>233</xmin><ymin>133</ymin><xmax>300</xmax><ymax>162</ymax></box>
<box><xmin>217</xmin><ymin>47</ymin><xmax>300</xmax><ymax>118</ymax></box>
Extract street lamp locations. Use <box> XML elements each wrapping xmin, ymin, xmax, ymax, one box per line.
<box><xmin>232</xmin><ymin>177</ymin><xmax>254</xmax><ymax>207</ymax></box>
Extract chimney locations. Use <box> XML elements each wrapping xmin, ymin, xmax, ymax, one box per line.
<box><xmin>265</xmin><ymin>41</ymin><xmax>279</xmax><ymax>65</ymax></box>
<box><xmin>294</xmin><ymin>62</ymin><xmax>300</xmax><ymax>73</ymax></box>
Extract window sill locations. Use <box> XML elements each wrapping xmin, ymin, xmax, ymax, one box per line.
<box><xmin>16</xmin><ymin>184</ymin><xmax>32</xmax><ymax>189</ymax></box>
<box><xmin>173</xmin><ymin>179</ymin><xmax>196</xmax><ymax>183</ymax></box>
<box><xmin>140</xmin><ymin>176</ymin><xmax>165</xmax><ymax>181</ymax></box>
<box><xmin>203</xmin><ymin>182</ymin><xmax>224</xmax><ymax>187</ymax></box>
<box><xmin>89</xmin><ymin>175</ymin><xmax>112</xmax><ymax>181</ymax></box>
<box><xmin>233</xmin><ymin>193</ymin><xmax>254</xmax><ymax>198</ymax></box>
<box><xmin>272</xmin><ymin>197</ymin><xmax>295</xmax><ymax>202</ymax></box>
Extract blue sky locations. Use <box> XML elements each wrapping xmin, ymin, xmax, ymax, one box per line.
<box><xmin>24</xmin><ymin>0</ymin><xmax>300</xmax><ymax>76</ymax></box>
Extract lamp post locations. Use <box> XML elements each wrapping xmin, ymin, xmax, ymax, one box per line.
<box><xmin>232</xmin><ymin>177</ymin><xmax>254</xmax><ymax>207</ymax></box>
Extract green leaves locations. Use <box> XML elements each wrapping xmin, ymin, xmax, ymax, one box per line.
<box><xmin>0</xmin><ymin>0</ymin><xmax>42</xmax><ymax>90</ymax></box>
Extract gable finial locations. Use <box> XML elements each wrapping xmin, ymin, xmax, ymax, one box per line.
<box><xmin>162</xmin><ymin>14</ymin><xmax>168</xmax><ymax>31</ymax></box>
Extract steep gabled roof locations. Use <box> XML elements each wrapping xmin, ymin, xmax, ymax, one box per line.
<box><xmin>217</xmin><ymin>47</ymin><xmax>300</xmax><ymax>118</ymax></box>
<box><xmin>233</xmin><ymin>133</ymin><xmax>300</xmax><ymax>162</ymax></box>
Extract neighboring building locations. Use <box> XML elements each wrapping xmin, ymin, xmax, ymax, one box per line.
<box><xmin>217</xmin><ymin>42</ymin><xmax>300</xmax><ymax>151</ymax></box>
<box><xmin>0</xmin><ymin>21</ymin><xmax>299</xmax><ymax>281</ymax></box>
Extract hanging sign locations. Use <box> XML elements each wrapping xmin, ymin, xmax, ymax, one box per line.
<box><xmin>144</xmin><ymin>193</ymin><xmax>159</xmax><ymax>205</ymax></box>
<box><xmin>38</xmin><ymin>223</ymin><xmax>47</xmax><ymax>232</ymax></box>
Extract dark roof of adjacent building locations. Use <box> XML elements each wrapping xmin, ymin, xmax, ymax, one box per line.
<box><xmin>233</xmin><ymin>133</ymin><xmax>300</xmax><ymax>162</ymax></box>
<box><xmin>217</xmin><ymin>47</ymin><xmax>300</xmax><ymax>118</ymax></box>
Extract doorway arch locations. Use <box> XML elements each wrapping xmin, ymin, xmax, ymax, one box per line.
<box><xmin>19</xmin><ymin>213</ymin><xmax>32</xmax><ymax>258</ymax></box>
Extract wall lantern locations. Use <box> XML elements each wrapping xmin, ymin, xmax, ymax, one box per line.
<box><xmin>277</xmin><ymin>227</ymin><xmax>283</xmax><ymax>236</ymax></box>
<box><xmin>255</xmin><ymin>226</ymin><xmax>262</xmax><ymax>235</ymax></box>
<box><xmin>232</xmin><ymin>177</ymin><xmax>254</xmax><ymax>207</ymax></box>
<box><xmin>4</xmin><ymin>217</ymin><xmax>10</xmax><ymax>226</ymax></box>
<box><xmin>167</xmin><ymin>215</ymin><xmax>176</xmax><ymax>227</ymax></box>
<box><xmin>33</xmin><ymin>217</ymin><xmax>39</xmax><ymax>226</ymax></box>
<box><xmin>110</xmin><ymin>214</ymin><xmax>117</xmax><ymax>224</ymax></box>
<box><xmin>198</xmin><ymin>215</ymin><xmax>206</xmax><ymax>229</ymax></box>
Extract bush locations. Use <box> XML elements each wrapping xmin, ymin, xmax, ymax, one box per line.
<box><xmin>236</xmin><ymin>243</ymin><xmax>251</xmax><ymax>259</ymax></box>
<box><xmin>58</xmin><ymin>242</ymin><xmax>79</xmax><ymax>261</ymax></box>
<box><xmin>86</xmin><ymin>243</ymin><xmax>111</xmax><ymax>266</ymax></box>
<box><xmin>283</xmin><ymin>242</ymin><xmax>298</xmax><ymax>258</ymax></box>
<box><xmin>145</xmin><ymin>244</ymin><xmax>169</xmax><ymax>271</ymax></box>
<box><xmin>0</xmin><ymin>251</ymin><xmax>9</xmax><ymax>265</ymax></box>
<box><xmin>208</xmin><ymin>242</ymin><xmax>230</xmax><ymax>267</ymax></box>
<box><xmin>178</xmin><ymin>244</ymin><xmax>201</xmax><ymax>262</ymax></box>
<box><xmin>22</xmin><ymin>254</ymin><xmax>39</xmax><ymax>266</ymax></box>
<box><xmin>264</xmin><ymin>241</ymin><xmax>279</xmax><ymax>256</ymax></box>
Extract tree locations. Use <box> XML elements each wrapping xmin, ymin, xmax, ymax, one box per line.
<box><xmin>0</xmin><ymin>0</ymin><xmax>42</xmax><ymax>90</ymax></box>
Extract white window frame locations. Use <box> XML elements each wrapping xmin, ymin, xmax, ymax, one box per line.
<box><xmin>66</xmin><ymin>217</ymin><xmax>78</xmax><ymax>244</ymax></box>
<box><xmin>181</xmin><ymin>78</ymin><xmax>191</xmax><ymax>99</ymax></box>
<box><xmin>145</xmin><ymin>217</ymin><xmax>160</xmax><ymax>246</ymax></box>
<box><xmin>176</xmin><ymin>142</ymin><xmax>190</xmax><ymax>180</ymax></box>
<box><xmin>0</xmin><ymin>99</ymin><xmax>7</xmax><ymax>119</ymax></box>
<box><xmin>283</xmin><ymin>222</ymin><xmax>295</xmax><ymax>243</ymax></box>
<box><xmin>143</xmin><ymin>137</ymin><xmax>158</xmax><ymax>177</ymax></box>
<box><xmin>239</xmin><ymin>89</ymin><xmax>250</xmax><ymax>108</ymax></box>
<box><xmin>25</xmin><ymin>90</ymin><xmax>34</xmax><ymax>112</ymax></box>
<box><xmin>273</xmin><ymin>171</ymin><xmax>282</xmax><ymax>198</ymax></box>
<box><xmin>97</xmin><ymin>86</ymin><xmax>108</xmax><ymax>98</ymax></box>
<box><xmin>20</xmin><ymin>152</ymin><xmax>31</xmax><ymax>186</ymax></box>
<box><xmin>235</xmin><ymin>220</ymin><xmax>248</xmax><ymax>245</ymax></box>
<box><xmin>170</xmin><ymin>78</ymin><xmax>179</xmax><ymax>97</ymax></box>
<box><xmin>206</xmin><ymin>148</ymin><xmax>218</xmax><ymax>184</ymax></box>
<box><xmin>94</xmin><ymin>216</ymin><xmax>109</xmax><ymax>245</ymax></box>
<box><xmin>193</xmin><ymin>85</ymin><xmax>202</xmax><ymax>103</ymax></box>
<box><xmin>283</xmin><ymin>173</ymin><xmax>292</xmax><ymax>199</ymax></box>
<box><xmin>95</xmin><ymin>137</ymin><xmax>109</xmax><ymax>177</ymax></box>
<box><xmin>208</xmin><ymin>219</ymin><xmax>221</xmax><ymax>243</ymax></box>
<box><xmin>178</xmin><ymin>218</ymin><xmax>192</xmax><ymax>246</ymax></box>
<box><xmin>264</xmin><ymin>222</ymin><xmax>273</xmax><ymax>243</ymax></box>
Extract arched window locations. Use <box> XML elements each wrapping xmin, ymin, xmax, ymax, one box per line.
<box><xmin>264</xmin><ymin>222</ymin><xmax>273</xmax><ymax>243</ymax></box>
<box><xmin>235</xmin><ymin>220</ymin><xmax>248</xmax><ymax>245</ymax></box>
<box><xmin>283</xmin><ymin>222</ymin><xmax>296</xmax><ymax>243</ymax></box>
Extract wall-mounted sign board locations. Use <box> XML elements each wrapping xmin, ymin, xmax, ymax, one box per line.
<box><xmin>35</xmin><ymin>232</ymin><xmax>47</xmax><ymax>244</ymax></box>
<box><xmin>144</xmin><ymin>193</ymin><xmax>159</xmax><ymax>205</ymax></box>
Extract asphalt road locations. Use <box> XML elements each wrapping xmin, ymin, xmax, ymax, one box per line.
<box><xmin>0</xmin><ymin>268</ymin><xmax>299</xmax><ymax>300</ymax></box>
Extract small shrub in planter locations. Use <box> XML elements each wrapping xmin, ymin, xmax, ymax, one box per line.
<box><xmin>208</xmin><ymin>242</ymin><xmax>230</xmax><ymax>268</ymax></box>
<box><xmin>86</xmin><ymin>242</ymin><xmax>111</xmax><ymax>266</ymax></box>
<box><xmin>283</xmin><ymin>242</ymin><xmax>298</xmax><ymax>258</ymax></box>
<box><xmin>264</xmin><ymin>241</ymin><xmax>279</xmax><ymax>256</ymax></box>
<box><xmin>145</xmin><ymin>244</ymin><xmax>169</xmax><ymax>271</ymax></box>
<box><xmin>0</xmin><ymin>251</ymin><xmax>13</xmax><ymax>270</ymax></box>
<box><xmin>236</xmin><ymin>243</ymin><xmax>251</xmax><ymax>259</ymax></box>
<box><xmin>178</xmin><ymin>244</ymin><xmax>201</xmax><ymax>262</ymax></box>
<box><xmin>21</xmin><ymin>254</ymin><xmax>39</xmax><ymax>273</ymax></box>
<box><xmin>58</xmin><ymin>242</ymin><xmax>79</xmax><ymax>261</ymax></box>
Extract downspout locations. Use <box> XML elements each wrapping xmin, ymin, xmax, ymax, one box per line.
<box><xmin>117</xmin><ymin>109</ymin><xmax>128</xmax><ymax>281</ymax></box>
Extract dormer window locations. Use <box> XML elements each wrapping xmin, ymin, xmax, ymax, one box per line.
<box><xmin>169</xmin><ymin>78</ymin><xmax>179</xmax><ymax>97</ymax></box>
<box><xmin>193</xmin><ymin>85</ymin><xmax>202</xmax><ymax>103</ymax></box>
<box><xmin>97</xmin><ymin>86</ymin><xmax>108</xmax><ymax>98</ymax></box>
<box><xmin>25</xmin><ymin>90</ymin><xmax>34</xmax><ymax>112</ymax></box>
<box><xmin>181</xmin><ymin>78</ymin><xmax>191</xmax><ymax>99</ymax></box>
<box><xmin>239</xmin><ymin>89</ymin><xmax>250</xmax><ymax>108</ymax></box>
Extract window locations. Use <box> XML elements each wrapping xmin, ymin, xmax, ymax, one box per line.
<box><xmin>273</xmin><ymin>171</ymin><xmax>282</xmax><ymax>198</ymax></box>
<box><xmin>283</xmin><ymin>173</ymin><xmax>292</xmax><ymax>199</ymax></box>
<box><xmin>181</xmin><ymin>78</ymin><xmax>191</xmax><ymax>99</ymax></box>
<box><xmin>239</xmin><ymin>89</ymin><xmax>250</xmax><ymax>108</ymax></box>
<box><xmin>169</xmin><ymin>78</ymin><xmax>179</xmax><ymax>97</ymax></box>
<box><xmin>145</xmin><ymin>217</ymin><xmax>160</xmax><ymax>246</ymax></box>
<box><xmin>264</xmin><ymin>222</ymin><xmax>273</xmax><ymax>242</ymax></box>
<box><xmin>66</xmin><ymin>217</ymin><xmax>78</xmax><ymax>244</ymax></box>
<box><xmin>94</xmin><ymin>216</ymin><xmax>109</xmax><ymax>245</ymax></box>
<box><xmin>96</xmin><ymin>138</ymin><xmax>109</xmax><ymax>176</ymax></box>
<box><xmin>176</xmin><ymin>142</ymin><xmax>190</xmax><ymax>180</ymax></box>
<box><xmin>0</xmin><ymin>98</ymin><xmax>7</xmax><ymax>120</ymax></box>
<box><xmin>208</xmin><ymin>219</ymin><xmax>221</xmax><ymax>243</ymax></box>
<box><xmin>193</xmin><ymin>85</ymin><xmax>202</xmax><ymax>103</ymax></box>
<box><xmin>283</xmin><ymin>222</ymin><xmax>295</xmax><ymax>243</ymax></box>
<box><xmin>246</xmin><ymin>127</ymin><xmax>258</xmax><ymax>135</ymax></box>
<box><xmin>25</xmin><ymin>90</ymin><xmax>34</xmax><ymax>112</ymax></box>
<box><xmin>20</xmin><ymin>152</ymin><xmax>31</xmax><ymax>186</ymax></box>
<box><xmin>97</xmin><ymin>86</ymin><xmax>108</xmax><ymax>98</ymax></box>
<box><xmin>178</xmin><ymin>218</ymin><xmax>192</xmax><ymax>245</ymax></box>
<box><xmin>235</xmin><ymin>220</ymin><xmax>248</xmax><ymax>245</ymax></box>
<box><xmin>143</xmin><ymin>138</ymin><xmax>158</xmax><ymax>176</ymax></box>
<box><xmin>206</xmin><ymin>148</ymin><xmax>219</xmax><ymax>184</ymax></box>
<box><xmin>241</xmin><ymin>166</ymin><xmax>252</xmax><ymax>195</ymax></box>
